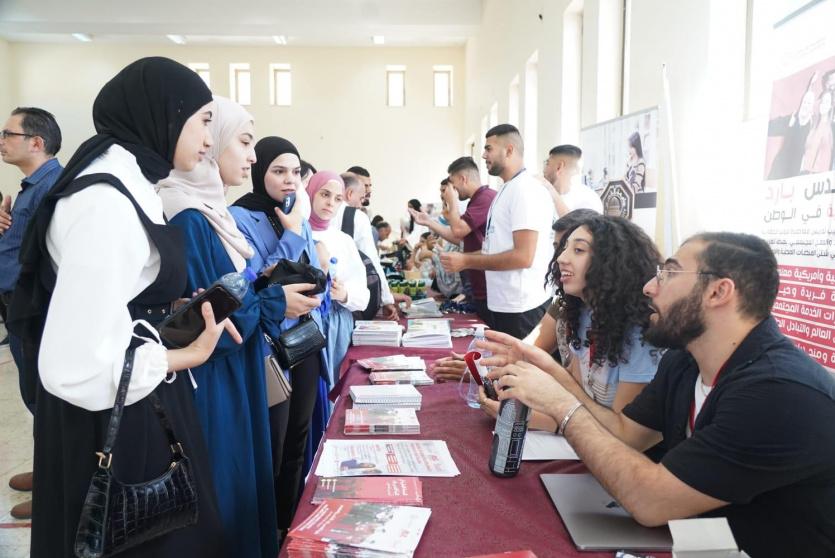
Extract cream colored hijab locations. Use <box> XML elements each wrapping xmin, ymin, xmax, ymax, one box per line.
<box><xmin>157</xmin><ymin>96</ymin><xmax>255</xmax><ymax>271</ymax></box>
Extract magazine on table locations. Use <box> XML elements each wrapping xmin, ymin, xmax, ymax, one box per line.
<box><xmin>356</xmin><ymin>355</ymin><xmax>427</xmax><ymax>372</ymax></box>
<box><xmin>287</xmin><ymin>499</ymin><xmax>431</xmax><ymax>557</ymax></box>
<box><xmin>311</xmin><ymin>477</ymin><xmax>424</xmax><ymax>505</ymax></box>
<box><xmin>315</xmin><ymin>439</ymin><xmax>460</xmax><ymax>477</ymax></box>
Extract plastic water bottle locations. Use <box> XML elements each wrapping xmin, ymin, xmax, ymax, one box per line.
<box><xmin>329</xmin><ymin>257</ymin><xmax>339</xmax><ymax>281</ymax></box>
<box><xmin>460</xmin><ymin>324</ymin><xmax>490</xmax><ymax>408</ymax></box>
<box><xmin>217</xmin><ymin>267</ymin><xmax>257</xmax><ymax>301</ymax></box>
<box><xmin>467</xmin><ymin>324</ymin><xmax>490</xmax><ymax>356</ymax></box>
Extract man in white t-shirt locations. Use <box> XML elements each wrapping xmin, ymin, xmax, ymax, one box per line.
<box><xmin>542</xmin><ymin>144</ymin><xmax>603</xmax><ymax>217</ymax></box>
<box><xmin>330</xmin><ymin>172</ymin><xmax>404</xmax><ymax>320</ymax></box>
<box><xmin>440</xmin><ymin>124</ymin><xmax>554</xmax><ymax>338</ymax></box>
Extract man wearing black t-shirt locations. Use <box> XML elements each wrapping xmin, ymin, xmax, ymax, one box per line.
<box><xmin>485</xmin><ymin>232</ymin><xmax>835</xmax><ymax>557</ymax></box>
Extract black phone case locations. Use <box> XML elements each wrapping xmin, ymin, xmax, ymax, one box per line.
<box><xmin>157</xmin><ymin>285</ymin><xmax>240</xmax><ymax>348</ymax></box>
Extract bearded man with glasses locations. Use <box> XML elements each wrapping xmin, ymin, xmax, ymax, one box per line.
<box><xmin>483</xmin><ymin>232</ymin><xmax>835</xmax><ymax>557</ymax></box>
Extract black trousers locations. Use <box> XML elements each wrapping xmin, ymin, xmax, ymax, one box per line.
<box><xmin>491</xmin><ymin>299</ymin><xmax>550</xmax><ymax>340</ymax></box>
<box><xmin>473</xmin><ymin>299</ymin><xmax>492</xmax><ymax>328</ymax></box>
<box><xmin>269</xmin><ymin>353</ymin><xmax>321</xmax><ymax>530</ymax></box>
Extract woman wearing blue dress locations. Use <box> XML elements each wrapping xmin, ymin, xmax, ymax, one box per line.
<box><xmin>229</xmin><ymin>136</ymin><xmax>331</xmax><ymax>536</ymax></box>
<box><xmin>157</xmin><ymin>99</ymin><xmax>320</xmax><ymax>557</ymax></box>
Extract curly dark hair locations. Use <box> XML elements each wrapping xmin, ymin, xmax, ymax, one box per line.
<box><xmin>550</xmin><ymin>215</ymin><xmax>661</xmax><ymax>366</ymax></box>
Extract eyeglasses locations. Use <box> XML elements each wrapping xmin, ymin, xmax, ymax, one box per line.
<box><xmin>0</xmin><ymin>130</ymin><xmax>34</xmax><ymax>140</ymax></box>
<box><xmin>655</xmin><ymin>265</ymin><xmax>720</xmax><ymax>285</ymax></box>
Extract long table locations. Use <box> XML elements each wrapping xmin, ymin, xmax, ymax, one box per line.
<box><xmin>282</xmin><ymin>315</ymin><xmax>668</xmax><ymax>558</ymax></box>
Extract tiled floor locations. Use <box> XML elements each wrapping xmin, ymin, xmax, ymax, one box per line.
<box><xmin>0</xmin><ymin>322</ymin><xmax>34</xmax><ymax>558</ymax></box>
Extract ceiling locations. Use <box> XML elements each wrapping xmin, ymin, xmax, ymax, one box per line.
<box><xmin>0</xmin><ymin>0</ymin><xmax>483</xmax><ymax>46</ymax></box>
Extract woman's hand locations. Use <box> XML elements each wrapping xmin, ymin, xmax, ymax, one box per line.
<box><xmin>477</xmin><ymin>386</ymin><xmax>500</xmax><ymax>419</ymax></box>
<box><xmin>478</xmin><ymin>329</ymin><xmax>556</xmax><ymax>372</ymax></box>
<box><xmin>283</xmin><ymin>283</ymin><xmax>321</xmax><ymax>318</ymax></box>
<box><xmin>429</xmin><ymin>351</ymin><xmax>466</xmax><ymax>382</ymax></box>
<box><xmin>274</xmin><ymin>201</ymin><xmax>303</xmax><ymax>236</ymax></box>
<box><xmin>330</xmin><ymin>278</ymin><xmax>348</xmax><ymax>303</ymax></box>
<box><xmin>167</xmin><ymin>301</ymin><xmax>242</xmax><ymax>371</ymax></box>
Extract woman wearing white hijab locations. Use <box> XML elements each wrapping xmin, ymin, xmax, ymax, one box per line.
<box><xmin>157</xmin><ymin>97</ymin><xmax>319</xmax><ymax>558</ymax></box>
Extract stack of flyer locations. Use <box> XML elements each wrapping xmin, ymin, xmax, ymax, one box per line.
<box><xmin>350</xmin><ymin>385</ymin><xmax>422</xmax><ymax>410</ymax></box>
<box><xmin>369</xmin><ymin>371</ymin><xmax>433</xmax><ymax>386</ymax></box>
<box><xmin>356</xmin><ymin>355</ymin><xmax>426</xmax><ymax>372</ymax></box>
<box><xmin>345</xmin><ymin>408</ymin><xmax>421</xmax><ymax>435</ymax></box>
<box><xmin>311</xmin><ymin>477</ymin><xmax>423</xmax><ymax>505</ymax></box>
<box><xmin>401</xmin><ymin>319</ymin><xmax>452</xmax><ymax>349</ymax></box>
<box><xmin>286</xmin><ymin>500</ymin><xmax>431</xmax><ymax>558</ymax></box>
<box><xmin>352</xmin><ymin>321</ymin><xmax>403</xmax><ymax>347</ymax></box>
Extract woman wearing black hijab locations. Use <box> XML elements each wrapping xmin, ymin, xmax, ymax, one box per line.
<box><xmin>230</xmin><ymin>137</ymin><xmax>330</xmax><ymax>538</ymax></box>
<box><xmin>9</xmin><ymin>57</ymin><xmax>237</xmax><ymax>557</ymax></box>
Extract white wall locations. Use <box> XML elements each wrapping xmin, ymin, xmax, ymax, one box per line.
<box><xmin>462</xmin><ymin>0</ymin><xmax>769</xmax><ymax>254</ymax></box>
<box><xmin>4</xmin><ymin>42</ymin><xmax>465</xmax><ymax>224</ymax></box>
<box><xmin>0</xmin><ymin>38</ymin><xmax>18</xmax><ymax>197</ymax></box>
<box><xmin>464</xmin><ymin>0</ymin><xmax>572</xmax><ymax>180</ymax></box>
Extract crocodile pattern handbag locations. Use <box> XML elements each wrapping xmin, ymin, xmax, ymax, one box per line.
<box><xmin>74</xmin><ymin>349</ymin><xmax>198</xmax><ymax>558</ymax></box>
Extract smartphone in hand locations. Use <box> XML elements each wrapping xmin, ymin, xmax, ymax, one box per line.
<box><xmin>158</xmin><ymin>285</ymin><xmax>241</xmax><ymax>348</ymax></box>
<box><xmin>281</xmin><ymin>192</ymin><xmax>296</xmax><ymax>214</ymax></box>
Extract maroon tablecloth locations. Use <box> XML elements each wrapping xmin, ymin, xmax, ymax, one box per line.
<box><xmin>282</xmin><ymin>315</ymin><xmax>671</xmax><ymax>558</ymax></box>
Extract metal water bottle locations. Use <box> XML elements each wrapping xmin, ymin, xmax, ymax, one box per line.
<box><xmin>488</xmin><ymin>398</ymin><xmax>531</xmax><ymax>477</ymax></box>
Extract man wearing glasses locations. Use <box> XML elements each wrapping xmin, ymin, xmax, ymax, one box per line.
<box><xmin>484</xmin><ymin>232</ymin><xmax>835</xmax><ymax>556</ymax></box>
<box><xmin>0</xmin><ymin>107</ymin><xmax>63</xmax><ymax>520</ymax></box>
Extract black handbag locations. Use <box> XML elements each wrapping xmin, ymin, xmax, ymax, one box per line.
<box><xmin>266</xmin><ymin>258</ymin><xmax>327</xmax><ymax>296</ymax></box>
<box><xmin>271</xmin><ymin>315</ymin><xmax>326</xmax><ymax>370</ymax></box>
<box><xmin>74</xmin><ymin>349</ymin><xmax>198</xmax><ymax>558</ymax></box>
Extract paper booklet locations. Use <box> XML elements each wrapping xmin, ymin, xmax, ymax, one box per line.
<box><xmin>350</xmin><ymin>384</ymin><xmax>422</xmax><ymax>410</ymax></box>
<box><xmin>402</xmin><ymin>319</ymin><xmax>453</xmax><ymax>348</ymax></box>
<box><xmin>311</xmin><ymin>477</ymin><xmax>424</xmax><ymax>505</ymax></box>
<box><xmin>345</xmin><ymin>408</ymin><xmax>420</xmax><ymax>435</ymax></box>
<box><xmin>369</xmin><ymin>371</ymin><xmax>434</xmax><ymax>386</ymax></box>
<box><xmin>352</xmin><ymin>321</ymin><xmax>403</xmax><ymax>347</ymax></box>
<box><xmin>356</xmin><ymin>355</ymin><xmax>427</xmax><ymax>371</ymax></box>
<box><xmin>315</xmin><ymin>439</ymin><xmax>460</xmax><ymax>477</ymax></box>
<box><xmin>287</xmin><ymin>499</ymin><xmax>431</xmax><ymax>558</ymax></box>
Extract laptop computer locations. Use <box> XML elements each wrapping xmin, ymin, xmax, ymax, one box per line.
<box><xmin>540</xmin><ymin>473</ymin><xmax>673</xmax><ymax>551</ymax></box>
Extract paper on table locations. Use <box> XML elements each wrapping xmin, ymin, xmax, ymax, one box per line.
<box><xmin>521</xmin><ymin>430</ymin><xmax>579</xmax><ymax>461</ymax></box>
<box><xmin>315</xmin><ymin>439</ymin><xmax>461</xmax><ymax>477</ymax></box>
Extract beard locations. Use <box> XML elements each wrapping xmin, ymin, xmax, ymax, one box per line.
<box><xmin>487</xmin><ymin>161</ymin><xmax>504</xmax><ymax>177</ymax></box>
<box><xmin>644</xmin><ymin>285</ymin><xmax>706</xmax><ymax>350</ymax></box>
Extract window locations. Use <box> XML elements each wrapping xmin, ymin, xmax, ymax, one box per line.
<box><xmin>229</xmin><ymin>63</ymin><xmax>251</xmax><ymax>105</ymax></box>
<box><xmin>508</xmin><ymin>75</ymin><xmax>520</xmax><ymax>127</ymax></box>
<box><xmin>188</xmin><ymin>63</ymin><xmax>211</xmax><ymax>88</ymax></box>
<box><xmin>386</xmin><ymin>65</ymin><xmax>406</xmax><ymax>107</ymax></box>
<box><xmin>433</xmin><ymin>65</ymin><xmax>453</xmax><ymax>107</ymax></box>
<box><xmin>270</xmin><ymin>63</ymin><xmax>292</xmax><ymax>106</ymax></box>
<box><xmin>479</xmin><ymin>114</ymin><xmax>489</xmax><ymax>183</ymax></box>
<box><xmin>524</xmin><ymin>51</ymin><xmax>539</xmax><ymax>173</ymax></box>
<box><xmin>489</xmin><ymin>101</ymin><xmax>499</xmax><ymax>128</ymax></box>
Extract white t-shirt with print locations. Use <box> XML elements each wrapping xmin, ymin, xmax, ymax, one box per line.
<box><xmin>568</xmin><ymin>307</ymin><xmax>663</xmax><ymax>408</ymax></box>
<box><xmin>483</xmin><ymin>170</ymin><xmax>555</xmax><ymax>313</ymax></box>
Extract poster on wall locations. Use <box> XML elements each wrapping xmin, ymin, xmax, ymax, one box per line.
<box><xmin>761</xmin><ymin>0</ymin><xmax>835</xmax><ymax>372</ymax></box>
<box><xmin>580</xmin><ymin>107</ymin><xmax>660</xmax><ymax>239</ymax></box>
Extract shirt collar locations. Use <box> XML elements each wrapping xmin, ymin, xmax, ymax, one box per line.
<box><xmin>21</xmin><ymin>158</ymin><xmax>61</xmax><ymax>190</ymax></box>
<box><xmin>712</xmin><ymin>317</ymin><xmax>785</xmax><ymax>378</ymax></box>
